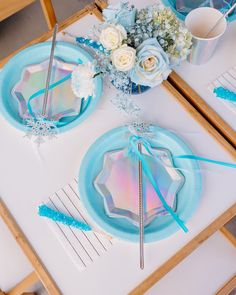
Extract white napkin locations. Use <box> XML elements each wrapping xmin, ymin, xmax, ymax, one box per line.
<box><xmin>208</xmin><ymin>65</ymin><xmax>236</xmax><ymax>113</ymax></box>
<box><xmin>42</xmin><ymin>179</ymin><xmax>114</xmax><ymax>271</ymax></box>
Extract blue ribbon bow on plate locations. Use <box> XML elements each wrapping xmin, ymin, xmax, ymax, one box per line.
<box><xmin>128</xmin><ymin>135</ymin><xmax>236</xmax><ymax>233</ymax></box>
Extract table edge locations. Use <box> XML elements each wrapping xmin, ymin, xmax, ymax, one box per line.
<box><xmin>168</xmin><ymin>72</ymin><xmax>236</xmax><ymax>148</ymax></box>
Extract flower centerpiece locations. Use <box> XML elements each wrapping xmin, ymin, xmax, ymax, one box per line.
<box><xmin>96</xmin><ymin>1</ymin><xmax>192</xmax><ymax>94</ymax></box>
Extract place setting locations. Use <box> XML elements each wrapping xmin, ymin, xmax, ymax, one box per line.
<box><xmin>0</xmin><ymin>23</ymin><xmax>103</xmax><ymax>145</ymax></box>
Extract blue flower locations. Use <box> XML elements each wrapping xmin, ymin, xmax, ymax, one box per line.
<box><xmin>103</xmin><ymin>2</ymin><xmax>136</xmax><ymax>29</ymax></box>
<box><xmin>130</xmin><ymin>38</ymin><xmax>172</xmax><ymax>87</ymax></box>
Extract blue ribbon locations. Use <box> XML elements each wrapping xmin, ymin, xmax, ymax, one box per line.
<box><xmin>129</xmin><ymin>135</ymin><xmax>188</xmax><ymax>233</ymax></box>
<box><xmin>128</xmin><ymin>135</ymin><xmax>236</xmax><ymax>233</ymax></box>
<box><xmin>174</xmin><ymin>154</ymin><xmax>236</xmax><ymax>169</ymax></box>
<box><xmin>221</xmin><ymin>0</ymin><xmax>234</xmax><ymax>14</ymax></box>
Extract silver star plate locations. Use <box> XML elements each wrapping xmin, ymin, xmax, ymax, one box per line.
<box><xmin>94</xmin><ymin>146</ymin><xmax>185</xmax><ymax>227</ymax></box>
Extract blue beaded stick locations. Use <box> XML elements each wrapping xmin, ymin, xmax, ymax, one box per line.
<box><xmin>213</xmin><ymin>86</ymin><xmax>236</xmax><ymax>102</ymax></box>
<box><xmin>38</xmin><ymin>204</ymin><xmax>91</xmax><ymax>231</ymax></box>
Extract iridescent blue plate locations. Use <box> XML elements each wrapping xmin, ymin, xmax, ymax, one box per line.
<box><xmin>0</xmin><ymin>41</ymin><xmax>103</xmax><ymax>133</ymax></box>
<box><xmin>79</xmin><ymin>126</ymin><xmax>202</xmax><ymax>243</ymax></box>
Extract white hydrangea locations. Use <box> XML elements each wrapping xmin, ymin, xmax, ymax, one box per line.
<box><xmin>71</xmin><ymin>62</ymin><xmax>95</xmax><ymax>99</ymax></box>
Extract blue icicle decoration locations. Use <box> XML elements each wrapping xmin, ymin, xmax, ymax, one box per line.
<box><xmin>38</xmin><ymin>204</ymin><xmax>92</xmax><ymax>231</ymax></box>
<box><xmin>75</xmin><ymin>37</ymin><xmax>108</xmax><ymax>54</ymax></box>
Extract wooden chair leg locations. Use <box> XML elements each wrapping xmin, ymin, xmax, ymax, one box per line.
<box><xmin>7</xmin><ymin>272</ymin><xmax>38</xmax><ymax>295</ymax></box>
<box><xmin>91</xmin><ymin>5</ymin><xmax>103</xmax><ymax>21</ymax></box>
<box><xmin>215</xmin><ymin>274</ymin><xmax>236</xmax><ymax>295</ymax></box>
<box><xmin>40</xmin><ymin>0</ymin><xmax>57</xmax><ymax>29</ymax></box>
<box><xmin>220</xmin><ymin>226</ymin><xmax>236</xmax><ymax>248</ymax></box>
<box><xmin>95</xmin><ymin>0</ymin><xmax>108</xmax><ymax>10</ymax></box>
<box><xmin>0</xmin><ymin>199</ymin><xmax>61</xmax><ymax>295</ymax></box>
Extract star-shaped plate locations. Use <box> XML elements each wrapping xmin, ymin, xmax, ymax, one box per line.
<box><xmin>94</xmin><ymin>146</ymin><xmax>185</xmax><ymax>227</ymax></box>
<box><xmin>12</xmin><ymin>58</ymin><xmax>82</xmax><ymax>120</ymax></box>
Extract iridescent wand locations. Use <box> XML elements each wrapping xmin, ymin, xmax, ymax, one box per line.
<box><xmin>205</xmin><ymin>3</ymin><xmax>236</xmax><ymax>37</ymax></box>
<box><xmin>138</xmin><ymin>142</ymin><xmax>144</xmax><ymax>269</ymax></box>
<box><xmin>42</xmin><ymin>23</ymin><xmax>58</xmax><ymax>116</ymax></box>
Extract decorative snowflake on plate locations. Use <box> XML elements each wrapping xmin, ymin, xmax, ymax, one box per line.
<box><xmin>110</xmin><ymin>92</ymin><xmax>141</xmax><ymax>117</ymax></box>
<box><xmin>128</xmin><ymin>122</ymin><xmax>151</xmax><ymax>135</ymax></box>
<box><xmin>25</xmin><ymin>116</ymin><xmax>58</xmax><ymax>145</ymax></box>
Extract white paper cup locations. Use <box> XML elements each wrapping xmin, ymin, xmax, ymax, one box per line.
<box><xmin>185</xmin><ymin>7</ymin><xmax>227</xmax><ymax>65</ymax></box>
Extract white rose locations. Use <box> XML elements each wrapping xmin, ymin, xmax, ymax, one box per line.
<box><xmin>100</xmin><ymin>24</ymin><xmax>127</xmax><ymax>50</ymax></box>
<box><xmin>111</xmin><ymin>45</ymin><xmax>136</xmax><ymax>72</ymax></box>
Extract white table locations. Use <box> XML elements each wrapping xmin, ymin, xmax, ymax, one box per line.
<box><xmin>0</xmin><ymin>4</ymin><xmax>236</xmax><ymax>295</ymax></box>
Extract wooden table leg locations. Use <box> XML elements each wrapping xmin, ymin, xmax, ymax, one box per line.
<box><xmin>40</xmin><ymin>0</ymin><xmax>57</xmax><ymax>30</ymax></box>
<box><xmin>215</xmin><ymin>275</ymin><xmax>236</xmax><ymax>295</ymax></box>
<box><xmin>8</xmin><ymin>272</ymin><xmax>38</xmax><ymax>295</ymax></box>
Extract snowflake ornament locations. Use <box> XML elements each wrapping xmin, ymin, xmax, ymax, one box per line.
<box><xmin>110</xmin><ymin>92</ymin><xmax>140</xmax><ymax>117</ymax></box>
<box><xmin>128</xmin><ymin>122</ymin><xmax>151</xmax><ymax>136</ymax></box>
<box><xmin>25</xmin><ymin>116</ymin><xmax>58</xmax><ymax>145</ymax></box>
